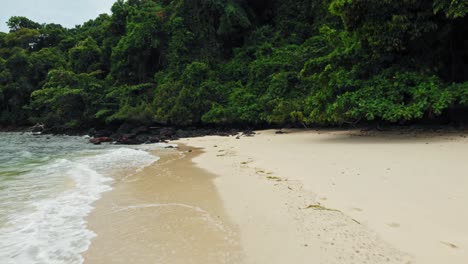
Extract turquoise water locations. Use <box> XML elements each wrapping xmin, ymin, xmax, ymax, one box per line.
<box><xmin>0</xmin><ymin>133</ymin><xmax>161</xmax><ymax>264</ymax></box>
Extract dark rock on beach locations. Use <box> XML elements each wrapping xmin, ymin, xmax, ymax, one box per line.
<box><xmin>87</xmin><ymin>125</ymin><xmax>245</xmax><ymax>145</ymax></box>
<box><xmin>89</xmin><ymin>137</ymin><xmax>113</xmax><ymax>145</ymax></box>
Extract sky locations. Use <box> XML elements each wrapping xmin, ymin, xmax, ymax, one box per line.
<box><xmin>0</xmin><ymin>0</ymin><xmax>116</xmax><ymax>32</ymax></box>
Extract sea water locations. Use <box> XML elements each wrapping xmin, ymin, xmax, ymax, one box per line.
<box><xmin>0</xmin><ymin>133</ymin><xmax>162</xmax><ymax>264</ymax></box>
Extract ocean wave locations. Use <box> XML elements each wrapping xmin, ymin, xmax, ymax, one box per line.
<box><xmin>0</xmin><ymin>147</ymin><xmax>159</xmax><ymax>264</ymax></box>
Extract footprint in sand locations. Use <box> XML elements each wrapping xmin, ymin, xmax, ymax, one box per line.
<box><xmin>387</xmin><ymin>222</ymin><xmax>400</xmax><ymax>228</ymax></box>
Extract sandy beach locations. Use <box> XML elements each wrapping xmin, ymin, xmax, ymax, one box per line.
<box><xmin>84</xmin><ymin>129</ymin><xmax>468</xmax><ymax>264</ymax></box>
<box><xmin>83</xmin><ymin>148</ymin><xmax>243</xmax><ymax>264</ymax></box>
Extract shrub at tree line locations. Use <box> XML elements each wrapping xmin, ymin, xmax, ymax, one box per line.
<box><xmin>0</xmin><ymin>0</ymin><xmax>466</xmax><ymax>130</ymax></box>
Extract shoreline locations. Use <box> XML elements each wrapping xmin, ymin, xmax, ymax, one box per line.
<box><xmin>83</xmin><ymin>129</ymin><xmax>468</xmax><ymax>264</ymax></box>
<box><xmin>1</xmin><ymin>123</ymin><xmax>466</xmax><ymax>142</ymax></box>
<box><xmin>83</xmin><ymin>146</ymin><xmax>244</xmax><ymax>264</ymax></box>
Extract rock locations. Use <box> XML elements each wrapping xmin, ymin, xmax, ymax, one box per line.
<box><xmin>236</xmin><ymin>135</ymin><xmax>240</xmax><ymax>139</ymax></box>
<box><xmin>148</xmin><ymin>136</ymin><xmax>161</xmax><ymax>143</ymax></box>
<box><xmin>31</xmin><ymin>123</ymin><xmax>45</xmax><ymax>133</ymax></box>
<box><xmin>90</xmin><ymin>137</ymin><xmax>112</xmax><ymax>145</ymax></box>
<box><xmin>275</xmin><ymin>130</ymin><xmax>287</xmax><ymax>134</ymax></box>
<box><xmin>94</xmin><ymin>129</ymin><xmax>112</xmax><ymax>138</ymax></box>
<box><xmin>135</xmin><ymin>134</ymin><xmax>149</xmax><ymax>144</ymax></box>
<box><xmin>188</xmin><ymin>149</ymin><xmax>193</xmax><ymax>153</ymax></box>
<box><xmin>117</xmin><ymin>123</ymin><xmax>134</xmax><ymax>134</ymax></box>
<box><xmin>242</xmin><ymin>130</ymin><xmax>256</xmax><ymax>137</ymax></box>
<box><xmin>88</xmin><ymin>128</ymin><xmax>97</xmax><ymax>137</ymax></box>
<box><xmin>175</xmin><ymin>129</ymin><xmax>190</xmax><ymax>138</ymax></box>
<box><xmin>117</xmin><ymin>136</ymin><xmax>138</xmax><ymax>145</ymax></box>
<box><xmin>159</xmin><ymin>127</ymin><xmax>176</xmax><ymax>138</ymax></box>
<box><xmin>131</xmin><ymin>126</ymin><xmax>149</xmax><ymax>135</ymax></box>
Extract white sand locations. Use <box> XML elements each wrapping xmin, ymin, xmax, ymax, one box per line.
<box><xmin>178</xmin><ymin>129</ymin><xmax>468</xmax><ymax>264</ymax></box>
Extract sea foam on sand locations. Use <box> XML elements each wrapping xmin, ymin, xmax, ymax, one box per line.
<box><xmin>0</xmin><ymin>147</ymin><xmax>159</xmax><ymax>264</ymax></box>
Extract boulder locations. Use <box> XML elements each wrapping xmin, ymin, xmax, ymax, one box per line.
<box><xmin>159</xmin><ymin>127</ymin><xmax>176</xmax><ymax>138</ymax></box>
<box><xmin>131</xmin><ymin>126</ymin><xmax>149</xmax><ymax>135</ymax></box>
<box><xmin>90</xmin><ymin>137</ymin><xmax>112</xmax><ymax>145</ymax></box>
<box><xmin>117</xmin><ymin>123</ymin><xmax>134</xmax><ymax>134</ymax></box>
<box><xmin>31</xmin><ymin>124</ymin><xmax>45</xmax><ymax>133</ymax></box>
<box><xmin>135</xmin><ymin>134</ymin><xmax>150</xmax><ymax>144</ymax></box>
<box><xmin>95</xmin><ymin>130</ymin><xmax>112</xmax><ymax>137</ymax></box>
<box><xmin>148</xmin><ymin>136</ymin><xmax>161</xmax><ymax>143</ymax></box>
<box><xmin>117</xmin><ymin>136</ymin><xmax>137</xmax><ymax>145</ymax></box>
<box><xmin>243</xmin><ymin>130</ymin><xmax>256</xmax><ymax>137</ymax></box>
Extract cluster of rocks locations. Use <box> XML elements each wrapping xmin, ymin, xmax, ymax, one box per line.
<box><xmin>88</xmin><ymin>124</ymin><xmax>245</xmax><ymax>145</ymax></box>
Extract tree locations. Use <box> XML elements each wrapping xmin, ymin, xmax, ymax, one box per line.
<box><xmin>0</xmin><ymin>0</ymin><xmax>467</xmax><ymax>128</ymax></box>
<box><xmin>29</xmin><ymin>48</ymin><xmax>66</xmax><ymax>87</ymax></box>
<box><xmin>7</xmin><ymin>16</ymin><xmax>42</xmax><ymax>32</ymax></box>
<box><xmin>434</xmin><ymin>0</ymin><xmax>468</xmax><ymax>18</ymax></box>
<box><xmin>30</xmin><ymin>70</ymin><xmax>105</xmax><ymax>128</ymax></box>
<box><xmin>69</xmin><ymin>37</ymin><xmax>102</xmax><ymax>73</ymax></box>
<box><xmin>3</xmin><ymin>28</ymin><xmax>40</xmax><ymax>49</ymax></box>
<box><xmin>110</xmin><ymin>0</ymin><xmax>164</xmax><ymax>83</ymax></box>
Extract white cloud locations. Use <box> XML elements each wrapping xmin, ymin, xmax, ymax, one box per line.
<box><xmin>0</xmin><ymin>0</ymin><xmax>116</xmax><ymax>32</ymax></box>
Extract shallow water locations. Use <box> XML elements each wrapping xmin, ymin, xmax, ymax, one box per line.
<box><xmin>0</xmin><ymin>133</ymin><xmax>161</xmax><ymax>264</ymax></box>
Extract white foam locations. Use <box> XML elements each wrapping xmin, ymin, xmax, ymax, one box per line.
<box><xmin>0</xmin><ymin>147</ymin><xmax>159</xmax><ymax>264</ymax></box>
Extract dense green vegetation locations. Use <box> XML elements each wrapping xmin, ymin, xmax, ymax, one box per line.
<box><xmin>0</xmin><ymin>0</ymin><xmax>467</xmax><ymax>130</ymax></box>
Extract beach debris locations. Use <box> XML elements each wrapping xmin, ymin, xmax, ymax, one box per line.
<box><xmin>304</xmin><ymin>204</ymin><xmax>340</xmax><ymax>212</ymax></box>
<box><xmin>441</xmin><ymin>242</ymin><xmax>458</xmax><ymax>249</ymax></box>
<box><xmin>266</xmin><ymin>176</ymin><xmax>283</xmax><ymax>181</ymax></box>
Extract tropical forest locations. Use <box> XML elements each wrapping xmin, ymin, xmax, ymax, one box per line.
<box><xmin>0</xmin><ymin>0</ymin><xmax>467</xmax><ymax>131</ymax></box>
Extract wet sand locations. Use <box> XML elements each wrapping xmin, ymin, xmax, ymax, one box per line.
<box><xmin>83</xmin><ymin>147</ymin><xmax>243</xmax><ymax>264</ymax></box>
